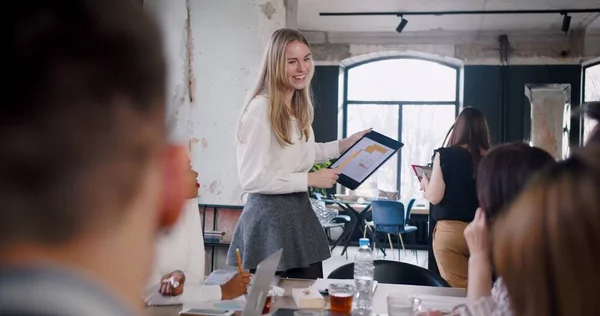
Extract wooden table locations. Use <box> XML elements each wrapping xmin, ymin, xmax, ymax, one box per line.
<box><xmin>147</xmin><ymin>278</ymin><xmax>465</xmax><ymax>316</ymax></box>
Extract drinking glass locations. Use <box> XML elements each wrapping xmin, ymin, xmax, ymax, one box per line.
<box><xmin>387</xmin><ymin>294</ymin><xmax>422</xmax><ymax>316</ymax></box>
<box><xmin>328</xmin><ymin>283</ymin><xmax>355</xmax><ymax>313</ymax></box>
<box><xmin>262</xmin><ymin>285</ymin><xmax>283</xmax><ymax>314</ymax></box>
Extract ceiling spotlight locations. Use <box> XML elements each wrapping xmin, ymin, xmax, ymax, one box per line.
<box><xmin>561</xmin><ymin>13</ymin><xmax>571</xmax><ymax>33</ymax></box>
<box><xmin>396</xmin><ymin>16</ymin><xmax>408</xmax><ymax>33</ymax></box>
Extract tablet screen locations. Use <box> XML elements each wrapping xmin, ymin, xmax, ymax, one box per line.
<box><xmin>330</xmin><ymin>135</ymin><xmax>396</xmax><ymax>184</ymax></box>
<box><xmin>411</xmin><ymin>164</ymin><xmax>432</xmax><ymax>181</ymax></box>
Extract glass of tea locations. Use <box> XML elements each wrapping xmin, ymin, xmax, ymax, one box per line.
<box><xmin>262</xmin><ymin>294</ymin><xmax>273</xmax><ymax>315</ymax></box>
<box><xmin>386</xmin><ymin>294</ymin><xmax>422</xmax><ymax>316</ymax></box>
<box><xmin>328</xmin><ymin>283</ymin><xmax>355</xmax><ymax>314</ymax></box>
<box><xmin>262</xmin><ymin>286</ymin><xmax>280</xmax><ymax>314</ymax></box>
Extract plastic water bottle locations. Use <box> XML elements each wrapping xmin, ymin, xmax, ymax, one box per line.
<box><xmin>354</xmin><ymin>238</ymin><xmax>374</xmax><ymax>314</ymax></box>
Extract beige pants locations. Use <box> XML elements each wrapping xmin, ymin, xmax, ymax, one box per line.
<box><xmin>433</xmin><ymin>220</ymin><xmax>469</xmax><ymax>288</ymax></box>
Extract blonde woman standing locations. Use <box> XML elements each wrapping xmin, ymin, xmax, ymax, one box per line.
<box><xmin>226</xmin><ymin>28</ymin><xmax>368</xmax><ymax>279</ymax></box>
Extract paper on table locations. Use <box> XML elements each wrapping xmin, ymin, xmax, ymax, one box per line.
<box><xmin>144</xmin><ymin>283</ymin><xmax>247</xmax><ymax>307</ymax></box>
<box><xmin>204</xmin><ymin>269</ymin><xmax>237</xmax><ymax>285</ymax></box>
<box><xmin>415</xmin><ymin>295</ymin><xmax>466</xmax><ymax>313</ymax></box>
<box><xmin>204</xmin><ymin>270</ymin><xmax>281</xmax><ymax>287</ymax></box>
<box><xmin>182</xmin><ymin>297</ymin><xmax>246</xmax><ymax>312</ymax></box>
<box><xmin>312</xmin><ymin>278</ymin><xmax>378</xmax><ymax>294</ymax></box>
<box><xmin>180</xmin><ymin>285</ymin><xmax>284</xmax><ymax>312</ymax></box>
<box><xmin>144</xmin><ymin>283</ymin><xmax>162</xmax><ymax>305</ymax></box>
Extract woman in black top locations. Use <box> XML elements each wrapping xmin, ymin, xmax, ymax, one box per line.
<box><xmin>420</xmin><ymin>107</ymin><xmax>491</xmax><ymax>288</ymax></box>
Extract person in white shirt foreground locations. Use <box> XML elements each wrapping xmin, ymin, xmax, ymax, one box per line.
<box><xmin>145</xmin><ymin>156</ymin><xmax>250</xmax><ymax>304</ymax></box>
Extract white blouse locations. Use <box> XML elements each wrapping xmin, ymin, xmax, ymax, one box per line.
<box><xmin>236</xmin><ymin>95</ymin><xmax>340</xmax><ymax>196</ymax></box>
<box><xmin>144</xmin><ymin>199</ymin><xmax>221</xmax><ymax>305</ymax></box>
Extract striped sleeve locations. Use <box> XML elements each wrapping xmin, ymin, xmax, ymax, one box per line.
<box><xmin>452</xmin><ymin>296</ymin><xmax>496</xmax><ymax>316</ymax></box>
<box><xmin>451</xmin><ymin>278</ymin><xmax>512</xmax><ymax>316</ymax></box>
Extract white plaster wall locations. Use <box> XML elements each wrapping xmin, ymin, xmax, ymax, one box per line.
<box><xmin>144</xmin><ymin>0</ymin><xmax>190</xmax><ymax>143</ymax></box>
<box><xmin>189</xmin><ymin>0</ymin><xmax>285</xmax><ymax>205</ymax></box>
<box><xmin>584</xmin><ymin>31</ymin><xmax>600</xmax><ymax>60</ymax></box>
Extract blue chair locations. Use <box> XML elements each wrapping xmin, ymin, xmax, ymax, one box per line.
<box><xmin>369</xmin><ymin>200</ymin><xmax>418</xmax><ymax>260</ymax></box>
<box><xmin>405</xmin><ymin>198</ymin><xmax>416</xmax><ymax>222</ymax></box>
<box><xmin>404</xmin><ymin>198</ymin><xmax>418</xmax><ymax>261</ymax></box>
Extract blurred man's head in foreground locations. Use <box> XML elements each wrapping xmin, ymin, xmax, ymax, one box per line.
<box><xmin>1</xmin><ymin>0</ymin><xmax>188</xmax><ymax>309</ymax></box>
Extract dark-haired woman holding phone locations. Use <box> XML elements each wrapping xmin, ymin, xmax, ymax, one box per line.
<box><xmin>420</xmin><ymin>106</ymin><xmax>491</xmax><ymax>288</ymax></box>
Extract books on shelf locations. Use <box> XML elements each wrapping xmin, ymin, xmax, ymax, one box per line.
<box><xmin>203</xmin><ymin>237</ymin><xmax>222</xmax><ymax>243</ymax></box>
<box><xmin>204</xmin><ymin>230</ymin><xmax>225</xmax><ymax>236</ymax></box>
<box><xmin>204</xmin><ymin>230</ymin><xmax>226</xmax><ymax>243</ymax></box>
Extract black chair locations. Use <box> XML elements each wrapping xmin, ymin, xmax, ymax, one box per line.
<box><xmin>311</xmin><ymin>193</ymin><xmax>352</xmax><ymax>253</ymax></box>
<box><xmin>327</xmin><ymin>260</ymin><xmax>450</xmax><ymax>287</ymax></box>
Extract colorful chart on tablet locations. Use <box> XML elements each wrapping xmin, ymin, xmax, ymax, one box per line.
<box><xmin>329</xmin><ymin>131</ymin><xmax>403</xmax><ymax>190</ymax></box>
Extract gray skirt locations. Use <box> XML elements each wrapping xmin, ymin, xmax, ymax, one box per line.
<box><xmin>226</xmin><ymin>192</ymin><xmax>331</xmax><ymax>272</ymax></box>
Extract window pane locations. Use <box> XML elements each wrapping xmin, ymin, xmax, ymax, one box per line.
<box><xmin>583</xmin><ymin>64</ymin><xmax>600</xmax><ymax>144</ymax></box>
<box><xmin>400</xmin><ymin>104</ymin><xmax>456</xmax><ymax>202</ymax></box>
<box><xmin>584</xmin><ymin>64</ymin><xmax>600</xmax><ymax>102</ymax></box>
<box><xmin>346</xmin><ymin>104</ymin><xmax>399</xmax><ymax>196</ymax></box>
<box><xmin>347</xmin><ymin>59</ymin><xmax>457</xmax><ymax>102</ymax></box>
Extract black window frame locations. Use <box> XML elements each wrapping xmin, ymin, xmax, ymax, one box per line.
<box><xmin>341</xmin><ymin>56</ymin><xmax>460</xmax><ymax>195</ymax></box>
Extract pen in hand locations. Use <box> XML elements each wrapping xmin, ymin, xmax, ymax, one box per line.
<box><xmin>236</xmin><ymin>248</ymin><xmax>243</xmax><ymax>273</ymax></box>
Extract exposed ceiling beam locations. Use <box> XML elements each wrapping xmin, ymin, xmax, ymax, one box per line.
<box><xmin>582</xmin><ymin>13</ymin><xmax>600</xmax><ymax>28</ymax></box>
<box><xmin>320</xmin><ymin>8</ymin><xmax>600</xmax><ymax>17</ymax></box>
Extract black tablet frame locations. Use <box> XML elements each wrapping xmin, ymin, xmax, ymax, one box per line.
<box><xmin>329</xmin><ymin>130</ymin><xmax>404</xmax><ymax>191</ymax></box>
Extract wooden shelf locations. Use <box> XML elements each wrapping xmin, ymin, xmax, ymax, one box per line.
<box><xmin>204</xmin><ymin>242</ymin><xmax>230</xmax><ymax>248</ymax></box>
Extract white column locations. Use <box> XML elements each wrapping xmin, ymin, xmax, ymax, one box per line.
<box><xmin>525</xmin><ymin>84</ymin><xmax>571</xmax><ymax>159</ymax></box>
<box><xmin>145</xmin><ymin>1</ymin><xmax>286</xmax><ymax>205</ymax></box>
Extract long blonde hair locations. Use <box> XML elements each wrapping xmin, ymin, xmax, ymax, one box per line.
<box><xmin>237</xmin><ymin>28</ymin><xmax>314</xmax><ymax>146</ymax></box>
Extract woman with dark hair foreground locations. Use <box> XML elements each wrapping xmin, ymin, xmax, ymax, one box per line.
<box><xmin>452</xmin><ymin>143</ymin><xmax>556</xmax><ymax>315</ymax></box>
<box><xmin>492</xmin><ymin>146</ymin><xmax>600</xmax><ymax>316</ymax></box>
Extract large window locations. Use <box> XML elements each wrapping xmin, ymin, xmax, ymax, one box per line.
<box><xmin>342</xmin><ymin>58</ymin><xmax>459</xmax><ymax>201</ymax></box>
<box><xmin>583</xmin><ymin>62</ymin><xmax>600</xmax><ymax>144</ymax></box>
<box><xmin>400</xmin><ymin>105</ymin><xmax>456</xmax><ymax>199</ymax></box>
